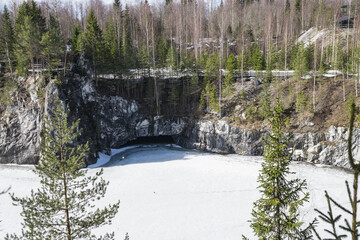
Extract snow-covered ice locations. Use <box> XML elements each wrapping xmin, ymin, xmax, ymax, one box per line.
<box><xmin>0</xmin><ymin>146</ymin><xmax>352</xmax><ymax>239</ymax></box>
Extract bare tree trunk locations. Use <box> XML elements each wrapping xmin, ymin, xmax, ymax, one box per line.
<box><xmin>193</xmin><ymin>1</ymin><xmax>198</xmax><ymax>60</ymax></box>
<box><xmin>241</xmin><ymin>35</ymin><xmax>244</xmax><ymax>87</ymax></box>
<box><xmin>5</xmin><ymin>42</ymin><xmax>14</xmax><ymax>81</ymax></box>
<box><xmin>63</xmin><ymin>45</ymin><xmax>67</xmax><ymax>77</ymax></box>
<box><xmin>152</xmin><ymin>20</ymin><xmax>159</xmax><ymax>116</ymax></box>
<box><xmin>284</xmin><ymin>22</ymin><xmax>288</xmax><ymax>72</ymax></box>
<box><xmin>357</xmin><ymin>64</ymin><xmax>359</xmax><ymax>97</ymax></box>
<box><xmin>219</xmin><ymin>56</ymin><xmax>222</xmax><ymax>118</ymax></box>
<box><xmin>313</xmin><ymin>40</ymin><xmax>317</xmax><ymax>113</ymax></box>
<box><xmin>59</xmin><ymin>129</ymin><xmax>72</xmax><ymax>240</ymax></box>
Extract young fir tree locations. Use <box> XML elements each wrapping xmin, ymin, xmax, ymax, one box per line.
<box><xmin>294</xmin><ymin>44</ymin><xmax>312</xmax><ymax>78</ymax></box>
<box><xmin>223</xmin><ymin>53</ymin><xmax>236</xmax><ymax>97</ymax></box>
<box><xmin>249</xmin><ymin>98</ymin><xmax>312</xmax><ymax>240</ymax></box>
<box><xmin>5</xmin><ymin>102</ymin><xmax>120</xmax><ymax>240</ymax></box>
<box><xmin>251</xmin><ymin>43</ymin><xmax>264</xmax><ymax>71</ymax></box>
<box><xmin>259</xmin><ymin>83</ymin><xmax>272</xmax><ymax>120</ymax></box>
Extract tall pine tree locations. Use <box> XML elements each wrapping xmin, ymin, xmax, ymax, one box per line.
<box><xmin>6</xmin><ymin>101</ymin><xmax>120</xmax><ymax>240</ymax></box>
<box><xmin>249</xmin><ymin>98</ymin><xmax>312</xmax><ymax>240</ymax></box>
<box><xmin>41</xmin><ymin>14</ymin><xmax>64</xmax><ymax>71</ymax></box>
<box><xmin>14</xmin><ymin>0</ymin><xmax>45</xmax><ymax>76</ymax></box>
<box><xmin>85</xmin><ymin>9</ymin><xmax>103</xmax><ymax>81</ymax></box>
<box><xmin>223</xmin><ymin>53</ymin><xmax>236</xmax><ymax>96</ymax></box>
<box><xmin>0</xmin><ymin>5</ymin><xmax>15</xmax><ymax>78</ymax></box>
<box><xmin>121</xmin><ymin>5</ymin><xmax>134</xmax><ymax>70</ymax></box>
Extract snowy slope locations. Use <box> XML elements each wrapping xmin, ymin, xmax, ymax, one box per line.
<box><xmin>0</xmin><ymin>146</ymin><xmax>352</xmax><ymax>239</ymax></box>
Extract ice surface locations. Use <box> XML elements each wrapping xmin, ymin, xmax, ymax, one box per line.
<box><xmin>0</xmin><ymin>147</ymin><xmax>352</xmax><ymax>239</ymax></box>
<box><xmin>88</xmin><ymin>146</ymin><xmax>140</xmax><ymax>168</ymax></box>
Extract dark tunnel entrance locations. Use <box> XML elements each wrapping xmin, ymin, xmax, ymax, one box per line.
<box><xmin>121</xmin><ymin>136</ymin><xmax>176</xmax><ymax>147</ymax></box>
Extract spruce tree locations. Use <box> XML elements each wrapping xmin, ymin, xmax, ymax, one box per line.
<box><xmin>14</xmin><ymin>0</ymin><xmax>46</xmax><ymax>76</ymax></box>
<box><xmin>294</xmin><ymin>44</ymin><xmax>312</xmax><ymax>78</ymax></box>
<box><xmin>41</xmin><ymin>14</ymin><xmax>64</xmax><ymax>71</ymax></box>
<box><xmin>200</xmin><ymin>53</ymin><xmax>219</xmax><ymax>112</ymax></box>
<box><xmin>166</xmin><ymin>43</ymin><xmax>177</xmax><ymax>70</ymax></box>
<box><xmin>85</xmin><ymin>9</ymin><xmax>103</xmax><ymax>80</ymax></box>
<box><xmin>223</xmin><ymin>53</ymin><xmax>236</xmax><ymax>97</ymax></box>
<box><xmin>15</xmin><ymin>16</ymin><xmax>42</xmax><ymax>76</ymax></box>
<box><xmin>251</xmin><ymin>43</ymin><xmax>264</xmax><ymax>71</ymax></box>
<box><xmin>6</xmin><ymin>102</ymin><xmax>120</xmax><ymax>240</ymax></box>
<box><xmin>0</xmin><ymin>5</ymin><xmax>15</xmax><ymax>77</ymax></box>
<box><xmin>156</xmin><ymin>37</ymin><xmax>168</xmax><ymax>68</ymax></box>
<box><xmin>70</xmin><ymin>23</ymin><xmax>81</xmax><ymax>54</ymax></box>
<box><xmin>250</xmin><ymin>98</ymin><xmax>312</xmax><ymax>240</ymax></box>
<box><xmin>121</xmin><ymin>6</ymin><xmax>135</xmax><ymax>70</ymax></box>
<box><xmin>259</xmin><ymin>83</ymin><xmax>272</xmax><ymax>120</ymax></box>
<box><xmin>103</xmin><ymin>19</ymin><xmax>119</xmax><ymax>71</ymax></box>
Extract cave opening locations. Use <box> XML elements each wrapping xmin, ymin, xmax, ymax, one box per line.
<box><xmin>121</xmin><ymin>135</ymin><xmax>176</xmax><ymax>147</ymax></box>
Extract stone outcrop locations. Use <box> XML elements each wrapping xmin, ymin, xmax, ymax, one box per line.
<box><xmin>1</xmin><ymin>74</ymin><xmax>359</xmax><ymax>168</ymax></box>
<box><xmin>181</xmin><ymin>120</ymin><xmax>360</xmax><ymax>168</ymax></box>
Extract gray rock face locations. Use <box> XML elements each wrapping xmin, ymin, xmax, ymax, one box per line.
<box><xmin>0</xmin><ymin>76</ymin><xmax>59</xmax><ymax>164</ymax></box>
<box><xmin>177</xmin><ymin>120</ymin><xmax>264</xmax><ymax>155</ymax></box>
<box><xmin>1</xmin><ymin>75</ymin><xmax>359</xmax><ymax>168</ymax></box>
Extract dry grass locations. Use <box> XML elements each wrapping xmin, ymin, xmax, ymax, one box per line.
<box><xmin>212</xmin><ymin>76</ymin><xmax>360</xmax><ymax>132</ymax></box>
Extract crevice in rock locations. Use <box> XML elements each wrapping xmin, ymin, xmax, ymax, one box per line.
<box><xmin>121</xmin><ymin>136</ymin><xmax>175</xmax><ymax>147</ymax></box>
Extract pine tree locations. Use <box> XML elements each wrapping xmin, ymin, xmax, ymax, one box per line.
<box><xmin>266</xmin><ymin>42</ymin><xmax>278</xmax><ymax>79</ymax></box>
<box><xmin>250</xmin><ymin>98</ymin><xmax>312</xmax><ymax>240</ymax></box>
<box><xmin>121</xmin><ymin>5</ymin><xmax>135</xmax><ymax>70</ymax></box>
<box><xmin>14</xmin><ymin>0</ymin><xmax>46</xmax><ymax>76</ymax></box>
<box><xmin>15</xmin><ymin>16</ymin><xmax>42</xmax><ymax>76</ymax></box>
<box><xmin>5</xmin><ymin>101</ymin><xmax>120</xmax><ymax>240</ymax></box>
<box><xmin>41</xmin><ymin>14</ymin><xmax>64</xmax><ymax>71</ymax></box>
<box><xmin>0</xmin><ymin>5</ymin><xmax>15</xmax><ymax>77</ymax></box>
<box><xmin>103</xmin><ymin>19</ymin><xmax>119</xmax><ymax>71</ymax></box>
<box><xmin>259</xmin><ymin>83</ymin><xmax>272</xmax><ymax>120</ymax></box>
<box><xmin>156</xmin><ymin>37</ymin><xmax>168</xmax><ymax>68</ymax></box>
<box><xmin>204</xmin><ymin>53</ymin><xmax>219</xmax><ymax>82</ymax></box>
<box><xmin>251</xmin><ymin>43</ymin><xmax>264</xmax><ymax>71</ymax></box>
<box><xmin>85</xmin><ymin>9</ymin><xmax>103</xmax><ymax>80</ymax></box>
<box><xmin>166</xmin><ymin>43</ymin><xmax>177</xmax><ymax>70</ymax></box>
<box><xmin>223</xmin><ymin>53</ymin><xmax>236</xmax><ymax>97</ymax></box>
<box><xmin>200</xmin><ymin>53</ymin><xmax>219</xmax><ymax>112</ymax></box>
<box><xmin>70</xmin><ymin>23</ymin><xmax>81</xmax><ymax>54</ymax></box>
<box><xmin>15</xmin><ymin>0</ymin><xmax>46</xmax><ymax>35</ymax></box>
<box><xmin>295</xmin><ymin>44</ymin><xmax>312</xmax><ymax>78</ymax></box>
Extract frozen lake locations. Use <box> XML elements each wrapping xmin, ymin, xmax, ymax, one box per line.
<box><xmin>0</xmin><ymin>145</ymin><xmax>353</xmax><ymax>239</ymax></box>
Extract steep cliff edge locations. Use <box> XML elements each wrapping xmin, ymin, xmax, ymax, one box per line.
<box><xmin>1</xmin><ymin>74</ymin><xmax>359</xmax><ymax>168</ymax></box>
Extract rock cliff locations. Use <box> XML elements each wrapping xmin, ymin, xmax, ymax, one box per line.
<box><xmin>0</xmin><ymin>74</ymin><xmax>359</xmax><ymax>168</ymax></box>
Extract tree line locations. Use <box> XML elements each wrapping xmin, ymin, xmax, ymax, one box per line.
<box><xmin>1</xmin><ymin>0</ymin><xmax>360</xmax><ymax>75</ymax></box>
<box><xmin>2</xmin><ymin>0</ymin><xmax>360</xmax><ymax>116</ymax></box>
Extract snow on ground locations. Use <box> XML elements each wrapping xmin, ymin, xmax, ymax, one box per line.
<box><xmin>297</xmin><ymin>27</ymin><xmax>331</xmax><ymax>47</ymax></box>
<box><xmin>0</xmin><ymin>146</ymin><xmax>352</xmax><ymax>239</ymax></box>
